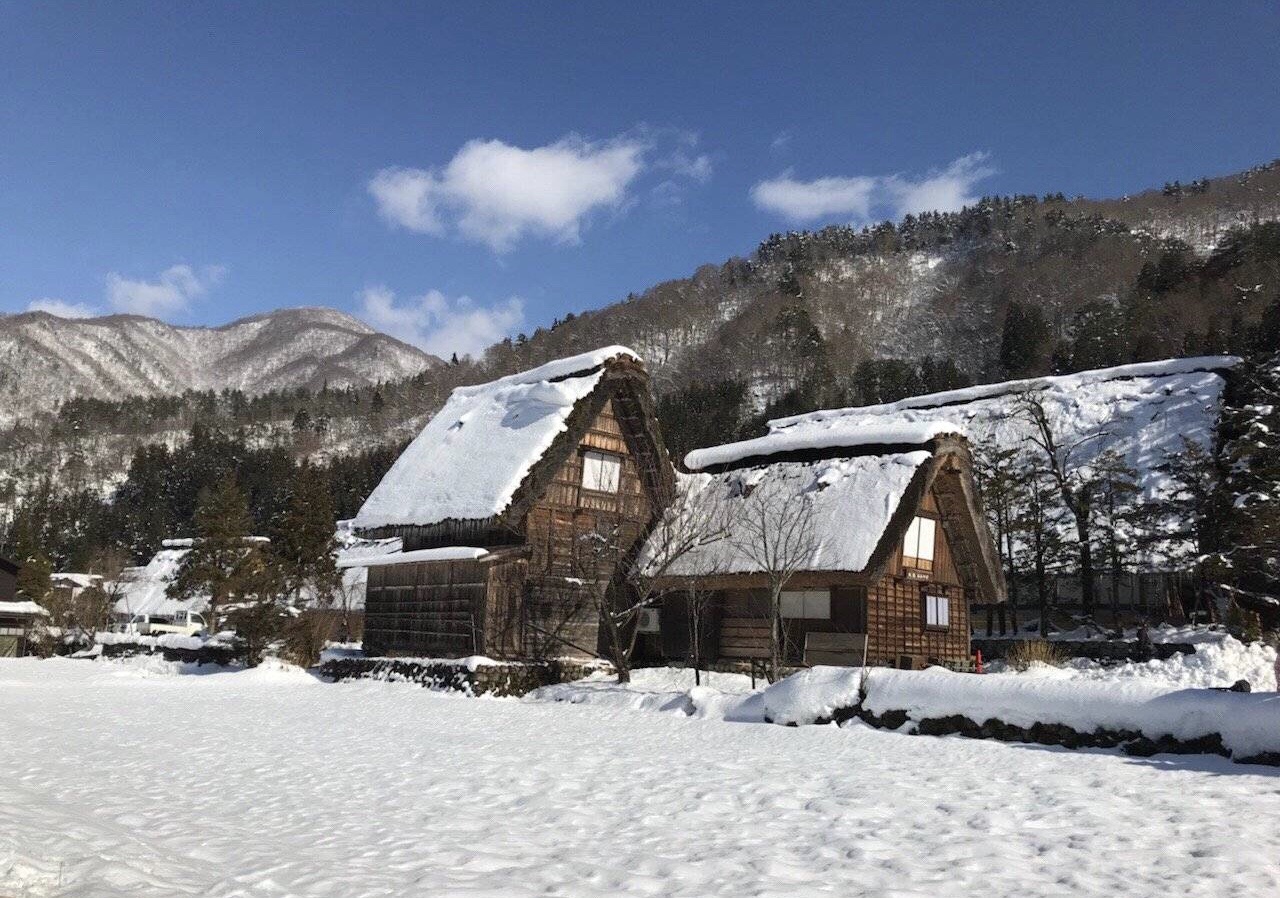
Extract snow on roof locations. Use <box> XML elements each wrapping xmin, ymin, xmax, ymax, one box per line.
<box><xmin>336</xmin><ymin>546</ymin><xmax>489</xmax><ymax>569</ymax></box>
<box><xmin>0</xmin><ymin>601</ymin><xmax>49</xmax><ymax>617</ymax></box>
<box><xmin>650</xmin><ymin>451</ymin><xmax>931</xmax><ymax>578</ymax></box>
<box><xmin>51</xmin><ymin>573</ymin><xmax>102</xmax><ymax>589</ymax></box>
<box><xmin>112</xmin><ymin>544</ymin><xmax>205</xmax><ymax>619</ymax></box>
<box><xmin>353</xmin><ymin>347</ymin><xmax>640</xmax><ymax>530</ymax></box>
<box><xmin>302</xmin><ymin>534</ymin><xmax>403</xmax><ymax>611</ymax></box>
<box><xmin>684</xmin><ymin>422</ymin><xmax>962</xmax><ymax>471</ymax></box>
<box><xmin>767</xmin><ymin>356</ymin><xmax>1238</xmax><ymax>570</ymax></box>
<box><xmin>771</xmin><ymin>356</ymin><xmax>1239</xmax><ymax>428</ymax></box>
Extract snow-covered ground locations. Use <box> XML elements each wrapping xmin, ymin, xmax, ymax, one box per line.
<box><xmin>3</xmin><ymin>655</ymin><xmax>1279</xmax><ymax>897</ymax></box>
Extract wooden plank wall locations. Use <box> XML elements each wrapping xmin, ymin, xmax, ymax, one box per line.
<box><xmin>684</xmin><ymin>487</ymin><xmax>974</xmax><ymax>669</ymax></box>
<box><xmin>512</xmin><ymin>399</ymin><xmax>654</xmax><ymax>660</ymax></box>
<box><xmin>363</xmin><ymin>559</ymin><xmax>486</xmax><ymax>657</ymax></box>
<box><xmin>866</xmin><ymin>488</ymin><xmax>972</xmax><ymax>668</ymax></box>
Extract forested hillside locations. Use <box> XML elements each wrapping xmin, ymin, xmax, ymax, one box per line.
<box><xmin>3</xmin><ymin>159</ymin><xmax>1279</xmax><ymax>571</ymax></box>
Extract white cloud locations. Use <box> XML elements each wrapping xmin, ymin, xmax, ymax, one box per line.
<box><xmin>105</xmin><ymin>264</ymin><xmax>225</xmax><ymax>317</ymax></box>
<box><xmin>751</xmin><ymin>152</ymin><xmax>996</xmax><ymax>226</ymax></box>
<box><xmin>360</xmin><ymin>285</ymin><xmax>524</xmax><ymax>360</ymax></box>
<box><xmin>370</xmin><ymin>136</ymin><xmax>647</xmax><ymax>252</ymax></box>
<box><xmin>770</xmin><ymin>131</ymin><xmax>793</xmax><ymax>155</ymax></box>
<box><xmin>750</xmin><ymin>174</ymin><xmax>878</xmax><ymax>223</ymax></box>
<box><xmin>27</xmin><ymin>298</ymin><xmax>98</xmax><ymax>319</ymax></box>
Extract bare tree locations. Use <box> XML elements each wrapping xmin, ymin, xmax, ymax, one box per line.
<box><xmin>973</xmin><ymin>441</ymin><xmax>1026</xmax><ymax>635</ymax></box>
<box><xmin>728</xmin><ymin>479</ymin><xmax>817</xmax><ymax>681</ymax></box>
<box><xmin>1018</xmin><ymin>392</ymin><xmax>1113</xmax><ymax>620</ymax></box>
<box><xmin>573</xmin><ymin>480</ymin><xmax>732</xmax><ymax>684</ymax></box>
<box><xmin>1013</xmin><ymin>450</ymin><xmax>1070</xmax><ymax>636</ymax></box>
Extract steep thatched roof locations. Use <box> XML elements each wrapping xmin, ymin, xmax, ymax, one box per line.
<box><xmin>354</xmin><ymin>347</ymin><xmax>673</xmax><ymax>534</ymax></box>
<box><xmin>648</xmin><ymin>428</ymin><xmax>1005</xmax><ymax>603</ymax></box>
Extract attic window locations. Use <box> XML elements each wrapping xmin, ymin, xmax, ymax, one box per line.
<box><xmin>581</xmin><ymin>450</ymin><xmax>621</xmax><ymax>493</ymax></box>
<box><xmin>902</xmin><ymin>515</ymin><xmax>936</xmax><ymax>572</ymax></box>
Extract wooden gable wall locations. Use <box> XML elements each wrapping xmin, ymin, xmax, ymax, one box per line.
<box><xmin>515</xmin><ymin>398</ymin><xmax>655</xmax><ymax>659</ymax></box>
<box><xmin>864</xmin><ymin>484</ymin><xmax>972</xmax><ymax>668</ymax></box>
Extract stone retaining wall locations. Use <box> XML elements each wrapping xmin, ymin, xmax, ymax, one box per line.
<box><xmin>319</xmin><ymin>657</ymin><xmax>612</xmax><ymax>697</ymax></box>
<box><xmin>811</xmin><ymin>701</ymin><xmax>1280</xmax><ymax>768</ymax></box>
<box><xmin>97</xmin><ymin>639</ymin><xmax>243</xmax><ymax>667</ymax></box>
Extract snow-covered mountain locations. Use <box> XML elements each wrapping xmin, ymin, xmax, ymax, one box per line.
<box><xmin>0</xmin><ymin>307</ymin><xmax>439</xmax><ymax>425</ymax></box>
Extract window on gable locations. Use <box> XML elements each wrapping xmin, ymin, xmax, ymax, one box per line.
<box><xmin>924</xmin><ymin>594</ymin><xmax>950</xmax><ymax>628</ymax></box>
<box><xmin>581</xmin><ymin>450</ymin><xmax>621</xmax><ymax>493</ymax></box>
<box><xmin>780</xmin><ymin>589</ymin><xmax>831</xmax><ymax>619</ymax></box>
<box><xmin>902</xmin><ymin>515</ymin><xmax>937</xmax><ymax>571</ymax></box>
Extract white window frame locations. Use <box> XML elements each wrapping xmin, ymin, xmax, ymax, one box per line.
<box><xmin>902</xmin><ymin>515</ymin><xmax>937</xmax><ymax>569</ymax></box>
<box><xmin>780</xmin><ymin>589</ymin><xmax>831</xmax><ymax>620</ymax></box>
<box><xmin>581</xmin><ymin>450</ymin><xmax>621</xmax><ymax>493</ymax></box>
<box><xmin>925</xmin><ymin>594</ymin><xmax>950</xmax><ymax>629</ymax></box>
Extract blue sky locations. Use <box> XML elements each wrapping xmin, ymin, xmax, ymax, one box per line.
<box><xmin>2</xmin><ymin>2</ymin><xmax>1277</xmax><ymax>358</ymax></box>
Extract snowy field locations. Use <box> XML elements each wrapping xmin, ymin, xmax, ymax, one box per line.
<box><xmin>3</xmin><ymin>658</ymin><xmax>1279</xmax><ymax>897</ymax></box>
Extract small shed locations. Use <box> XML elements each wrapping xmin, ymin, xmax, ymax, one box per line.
<box><xmin>350</xmin><ymin>346</ymin><xmax>673</xmax><ymax>660</ymax></box>
<box><xmin>645</xmin><ymin>422</ymin><xmax>1005</xmax><ymax>670</ymax></box>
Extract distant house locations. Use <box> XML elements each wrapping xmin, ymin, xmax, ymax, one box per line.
<box><xmin>350</xmin><ymin>347</ymin><xmax>674</xmax><ymax>659</ymax></box>
<box><xmin>113</xmin><ymin>535</ymin><xmax>398</xmax><ymax>634</ymax></box>
<box><xmin>0</xmin><ymin>555</ymin><xmax>47</xmax><ymax>657</ymax></box>
<box><xmin>644</xmin><ymin>424</ymin><xmax>1005</xmax><ymax>670</ymax></box>
<box><xmin>760</xmin><ymin>356</ymin><xmax>1239</xmax><ymax>626</ymax></box>
<box><xmin>50</xmin><ymin>573</ymin><xmax>102</xmax><ymax>602</ymax></box>
<box><xmin>112</xmin><ymin>540</ymin><xmax>209</xmax><ymax>627</ymax></box>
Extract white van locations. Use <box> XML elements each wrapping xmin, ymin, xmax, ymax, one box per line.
<box><xmin>125</xmin><ymin>610</ymin><xmax>208</xmax><ymax>638</ymax></box>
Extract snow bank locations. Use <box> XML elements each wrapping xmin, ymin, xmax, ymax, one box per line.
<box><xmin>760</xmin><ymin>665</ymin><xmax>865</xmax><ymax>725</ymax></box>
<box><xmin>862</xmin><ymin>667</ymin><xmax>1280</xmax><ymax>761</ymax></box>
<box><xmin>95</xmin><ymin>631</ymin><xmax>235</xmax><ymax>651</ymax></box>
<box><xmin>336</xmin><ymin>546</ymin><xmax>489</xmax><ymax>568</ymax></box>
<box><xmin>1043</xmin><ymin>632</ymin><xmax>1278</xmax><ymax>690</ymax></box>
<box><xmin>527</xmin><ymin>667</ymin><xmax>764</xmax><ymax>720</ymax></box>
<box><xmin>684</xmin><ymin>421</ymin><xmax>961</xmax><ymax>470</ymax></box>
<box><xmin>353</xmin><ymin>346</ymin><xmax>638</xmax><ymax>529</ymax></box>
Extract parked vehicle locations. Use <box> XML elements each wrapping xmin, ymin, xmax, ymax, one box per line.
<box><xmin>122</xmin><ymin>610</ymin><xmax>207</xmax><ymax>638</ymax></box>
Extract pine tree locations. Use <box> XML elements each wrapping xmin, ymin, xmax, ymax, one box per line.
<box><xmin>15</xmin><ymin>552</ymin><xmax>52</xmax><ymax>605</ymax></box>
<box><xmin>1214</xmin><ymin>352</ymin><xmax>1280</xmax><ymax>627</ymax></box>
<box><xmin>168</xmin><ymin>476</ymin><xmax>273</xmax><ymax>638</ymax></box>
<box><xmin>270</xmin><ymin>464</ymin><xmax>340</xmax><ymax>607</ymax></box>
<box><xmin>999</xmin><ymin>302</ymin><xmax>1050</xmax><ymax>377</ymax></box>
<box><xmin>1013</xmin><ymin>452</ymin><xmax>1071</xmax><ymax>635</ymax></box>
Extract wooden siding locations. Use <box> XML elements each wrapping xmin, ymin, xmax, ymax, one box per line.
<box><xmin>515</xmin><ymin>399</ymin><xmax>654</xmax><ymax>660</ymax></box>
<box><xmin>660</xmin><ymin>484</ymin><xmax>974</xmax><ymax>669</ymax></box>
<box><xmin>363</xmin><ymin>559</ymin><xmax>486</xmax><ymax>657</ymax></box>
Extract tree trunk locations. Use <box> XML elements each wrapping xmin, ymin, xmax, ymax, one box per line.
<box><xmin>770</xmin><ymin>586</ymin><xmax>783</xmax><ymax>683</ymax></box>
<box><xmin>1036</xmin><ymin>545</ymin><xmax>1049</xmax><ymax>637</ymax></box>
<box><xmin>1076</xmin><ymin>516</ymin><xmax>1095</xmax><ymax>619</ymax></box>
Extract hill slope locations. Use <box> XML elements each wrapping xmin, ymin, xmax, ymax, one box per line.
<box><xmin>1</xmin><ymin>159</ymin><xmax>1278</xmax><ymax>531</ymax></box>
<box><xmin>0</xmin><ymin>307</ymin><xmax>439</xmax><ymax>426</ymax></box>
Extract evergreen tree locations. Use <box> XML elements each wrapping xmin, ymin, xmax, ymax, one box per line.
<box><xmin>999</xmin><ymin>302</ymin><xmax>1050</xmax><ymax>377</ymax></box>
<box><xmin>270</xmin><ymin>464</ymin><xmax>340</xmax><ymax>606</ymax></box>
<box><xmin>1213</xmin><ymin>352</ymin><xmax>1280</xmax><ymax>627</ymax></box>
<box><xmin>15</xmin><ymin>553</ymin><xmax>52</xmax><ymax>605</ymax></box>
<box><xmin>168</xmin><ymin>476</ymin><xmax>273</xmax><ymax>637</ymax></box>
